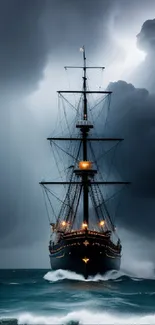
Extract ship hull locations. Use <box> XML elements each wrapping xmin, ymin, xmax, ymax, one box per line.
<box><xmin>49</xmin><ymin>230</ymin><xmax>121</xmax><ymax>278</ymax></box>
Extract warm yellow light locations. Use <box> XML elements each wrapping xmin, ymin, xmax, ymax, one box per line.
<box><xmin>61</xmin><ymin>221</ymin><xmax>66</xmax><ymax>226</ymax></box>
<box><xmin>83</xmin><ymin>240</ymin><xmax>89</xmax><ymax>246</ymax></box>
<box><xmin>82</xmin><ymin>257</ymin><xmax>89</xmax><ymax>264</ymax></box>
<box><xmin>79</xmin><ymin>161</ymin><xmax>92</xmax><ymax>170</ymax></box>
<box><xmin>100</xmin><ymin>220</ymin><xmax>105</xmax><ymax>227</ymax></box>
<box><xmin>82</xmin><ymin>222</ymin><xmax>88</xmax><ymax>229</ymax></box>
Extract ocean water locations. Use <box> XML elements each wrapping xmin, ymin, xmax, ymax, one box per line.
<box><xmin>0</xmin><ymin>268</ymin><xmax>155</xmax><ymax>324</ymax></box>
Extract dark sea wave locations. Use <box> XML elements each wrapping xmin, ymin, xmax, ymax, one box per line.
<box><xmin>0</xmin><ymin>269</ymin><xmax>155</xmax><ymax>324</ymax></box>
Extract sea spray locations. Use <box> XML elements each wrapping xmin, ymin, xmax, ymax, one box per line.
<box><xmin>1</xmin><ymin>310</ymin><xmax>155</xmax><ymax>325</ymax></box>
<box><xmin>43</xmin><ymin>269</ymin><xmax>125</xmax><ymax>282</ymax></box>
<box><xmin>43</xmin><ymin>268</ymin><xmax>155</xmax><ymax>283</ymax></box>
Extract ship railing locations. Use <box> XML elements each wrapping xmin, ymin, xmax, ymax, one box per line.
<box><xmin>63</xmin><ymin>229</ymin><xmax>110</xmax><ymax>237</ymax></box>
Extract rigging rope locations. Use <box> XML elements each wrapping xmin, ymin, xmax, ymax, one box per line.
<box><xmin>51</xmin><ymin>142</ymin><xmax>66</xmax><ymax>190</ymax></box>
<box><xmin>51</xmin><ymin>141</ymin><xmax>79</xmax><ymax>163</ymax></box>
<box><xmin>42</xmin><ymin>187</ymin><xmax>51</xmax><ymax>224</ymax></box>
<box><xmin>59</xmin><ymin>93</ymin><xmax>78</xmax><ymax>112</ymax></box>
<box><xmin>97</xmin><ymin>183</ymin><xmax>115</xmax><ymax>231</ymax></box>
<box><xmin>44</xmin><ymin>187</ymin><xmax>57</xmax><ymax>222</ymax></box>
<box><xmin>103</xmin><ymin>93</ymin><xmax>111</xmax><ymax>133</ymax></box>
<box><xmin>71</xmin><ymin>185</ymin><xmax>82</xmax><ymax>228</ymax></box>
<box><xmin>89</xmin><ymin>185</ymin><xmax>103</xmax><ymax>223</ymax></box>
<box><xmin>97</xmin><ymin>142</ymin><xmax>119</xmax><ymax>163</ymax></box>
<box><xmin>105</xmin><ymin>142</ymin><xmax>120</xmax><ymax>182</ymax></box>
<box><xmin>61</xmin><ymin>97</ymin><xmax>72</xmax><ymax>137</ymax></box>
<box><xmin>88</xmin><ymin>141</ymin><xmax>105</xmax><ymax>181</ymax></box>
<box><xmin>44</xmin><ymin>186</ymin><xmax>69</xmax><ymax>207</ymax></box>
<box><xmin>56</xmin><ymin>141</ymin><xmax>82</xmax><ymax>224</ymax></box>
<box><xmin>90</xmin><ymin>94</ymin><xmax>109</xmax><ymax>112</ymax></box>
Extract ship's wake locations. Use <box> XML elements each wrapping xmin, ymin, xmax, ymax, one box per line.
<box><xmin>43</xmin><ymin>266</ymin><xmax>155</xmax><ymax>283</ymax></box>
<box><xmin>44</xmin><ymin>269</ymin><xmax>130</xmax><ymax>283</ymax></box>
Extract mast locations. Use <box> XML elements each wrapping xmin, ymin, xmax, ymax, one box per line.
<box><xmin>82</xmin><ymin>46</ymin><xmax>89</xmax><ymax>225</ymax></box>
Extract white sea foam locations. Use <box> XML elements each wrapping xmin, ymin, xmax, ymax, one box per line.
<box><xmin>44</xmin><ymin>269</ymin><xmax>85</xmax><ymax>282</ymax></box>
<box><xmin>43</xmin><ymin>267</ymin><xmax>155</xmax><ymax>283</ymax></box>
<box><xmin>9</xmin><ymin>282</ymin><xmax>19</xmax><ymax>285</ymax></box>
<box><xmin>43</xmin><ymin>269</ymin><xmax>126</xmax><ymax>283</ymax></box>
<box><xmin>14</xmin><ymin>310</ymin><xmax>155</xmax><ymax>324</ymax></box>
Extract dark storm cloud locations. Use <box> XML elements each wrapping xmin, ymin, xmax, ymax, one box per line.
<box><xmin>131</xmin><ymin>18</ymin><xmax>155</xmax><ymax>93</ymax></box>
<box><xmin>0</xmin><ymin>0</ymin><xmax>114</xmax><ymax>95</ymax></box>
<box><xmin>0</xmin><ymin>0</ymin><xmax>48</xmax><ymax>94</ymax></box>
<box><xmin>97</xmin><ymin>17</ymin><xmax>155</xmax><ymax>238</ymax></box>
<box><xmin>103</xmin><ymin>80</ymin><xmax>155</xmax><ymax>236</ymax></box>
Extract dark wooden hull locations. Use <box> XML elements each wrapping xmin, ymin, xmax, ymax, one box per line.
<box><xmin>49</xmin><ymin>230</ymin><xmax>121</xmax><ymax>278</ymax></box>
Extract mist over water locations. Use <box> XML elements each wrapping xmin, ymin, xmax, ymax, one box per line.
<box><xmin>118</xmin><ymin>229</ymin><xmax>155</xmax><ymax>279</ymax></box>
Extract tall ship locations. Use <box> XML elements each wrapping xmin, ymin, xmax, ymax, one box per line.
<box><xmin>40</xmin><ymin>47</ymin><xmax>130</xmax><ymax>278</ymax></box>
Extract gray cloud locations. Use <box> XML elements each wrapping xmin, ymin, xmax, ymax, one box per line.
<box><xmin>130</xmin><ymin>18</ymin><xmax>155</xmax><ymax>93</ymax></box>
<box><xmin>137</xmin><ymin>18</ymin><xmax>155</xmax><ymax>52</ymax></box>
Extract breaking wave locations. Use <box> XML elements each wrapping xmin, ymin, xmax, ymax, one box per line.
<box><xmin>43</xmin><ymin>268</ymin><xmax>155</xmax><ymax>283</ymax></box>
<box><xmin>1</xmin><ymin>310</ymin><xmax>155</xmax><ymax>325</ymax></box>
<box><xmin>43</xmin><ymin>269</ymin><xmax>125</xmax><ymax>282</ymax></box>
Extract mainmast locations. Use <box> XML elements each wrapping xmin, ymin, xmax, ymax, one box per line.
<box><xmin>82</xmin><ymin>46</ymin><xmax>87</xmax><ymax>119</ymax></box>
<box><xmin>81</xmin><ymin>46</ymin><xmax>89</xmax><ymax>225</ymax></box>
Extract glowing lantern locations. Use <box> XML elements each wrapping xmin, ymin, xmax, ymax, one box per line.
<box><xmin>78</xmin><ymin>161</ymin><xmax>92</xmax><ymax>170</ymax></box>
<box><xmin>82</xmin><ymin>222</ymin><xmax>88</xmax><ymax>229</ymax></box>
<box><xmin>61</xmin><ymin>221</ymin><xmax>66</xmax><ymax>226</ymax></box>
<box><xmin>100</xmin><ymin>220</ymin><xmax>105</xmax><ymax>227</ymax></box>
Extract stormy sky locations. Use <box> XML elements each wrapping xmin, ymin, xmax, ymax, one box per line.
<box><xmin>1</xmin><ymin>0</ymin><xmax>155</xmax><ymax>269</ymax></box>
